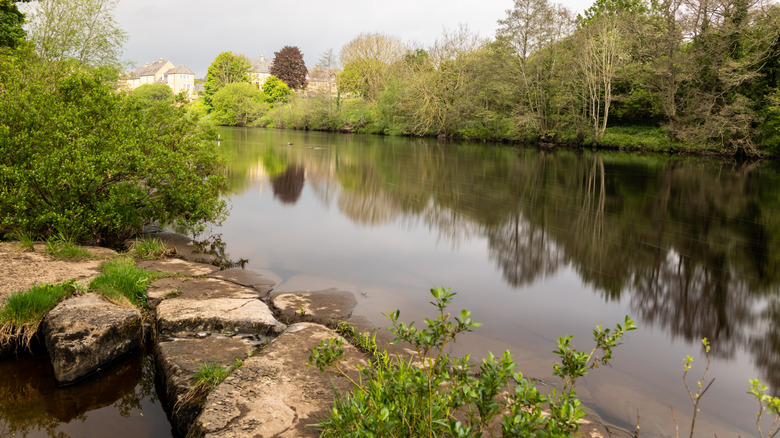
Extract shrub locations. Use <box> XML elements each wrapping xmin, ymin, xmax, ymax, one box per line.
<box><xmin>310</xmin><ymin>286</ymin><xmax>636</xmax><ymax>437</ymax></box>
<box><xmin>128</xmin><ymin>83</ymin><xmax>174</xmax><ymax>105</ymax></box>
<box><xmin>0</xmin><ymin>55</ymin><xmax>227</xmax><ymax>246</ymax></box>
<box><xmin>211</xmin><ymin>82</ymin><xmax>268</xmax><ymax>126</ymax></box>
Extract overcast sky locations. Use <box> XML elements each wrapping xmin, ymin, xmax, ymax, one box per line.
<box><xmin>114</xmin><ymin>0</ymin><xmax>593</xmax><ymax>78</ymax></box>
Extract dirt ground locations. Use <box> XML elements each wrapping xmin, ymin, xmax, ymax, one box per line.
<box><xmin>0</xmin><ymin>242</ymin><xmax>116</xmax><ymax>305</ymax></box>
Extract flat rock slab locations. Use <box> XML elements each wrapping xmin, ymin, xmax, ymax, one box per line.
<box><xmin>156</xmin><ymin>336</ymin><xmax>254</xmax><ymax>436</ymax></box>
<box><xmin>41</xmin><ymin>293</ymin><xmax>142</xmax><ymax>385</ymax></box>
<box><xmin>138</xmin><ymin>258</ymin><xmax>218</xmax><ymax>276</ymax></box>
<box><xmin>271</xmin><ymin>289</ymin><xmax>357</xmax><ymax>325</ymax></box>
<box><xmin>188</xmin><ymin>323</ymin><xmax>367</xmax><ymax>438</ymax></box>
<box><xmin>208</xmin><ymin>269</ymin><xmax>276</xmax><ymax>298</ymax></box>
<box><xmin>147</xmin><ymin>277</ymin><xmax>260</xmax><ymax>308</ymax></box>
<box><xmin>156</xmin><ymin>298</ymin><xmax>286</xmax><ymax>336</ymax></box>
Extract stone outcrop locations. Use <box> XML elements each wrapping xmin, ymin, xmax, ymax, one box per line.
<box><xmin>41</xmin><ymin>293</ymin><xmax>142</xmax><ymax>385</ymax></box>
<box><xmin>188</xmin><ymin>323</ymin><xmax>367</xmax><ymax>438</ymax></box>
<box><xmin>156</xmin><ymin>298</ymin><xmax>286</xmax><ymax>336</ymax></box>
<box><xmin>155</xmin><ymin>336</ymin><xmax>254</xmax><ymax>435</ymax></box>
<box><xmin>271</xmin><ymin>288</ymin><xmax>357</xmax><ymax>325</ymax></box>
<box><xmin>208</xmin><ymin>268</ymin><xmax>277</xmax><ymax>299</ymax></box>
<box><xmin>151</xmin><ymin>262</ymin><xmax>287</xmax><ymax>436</ymax></box>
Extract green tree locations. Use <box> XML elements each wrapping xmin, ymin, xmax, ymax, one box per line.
<box><xmin>204</xmin><ymin>51</ymin><xmax>251</xmax><ymax>109</ymax></box>
<box><xmin>269</xmin><ymin>45</ymin><xmax>307</xmax><ymax>90</ymax></box>
<box><xmin>24</xmin><ymin>0</ymin><xmax>127</xmax><ymax>67</ymax></box>
<box><xmin>128</xmin><ymin>83</ymin><xmax>173</xmax><ymax>105</ymax></box>
<box><xmin>338</xmin><ymin>32</ymin><xmax>404</xmax><ymax>100</ymax></box>
<box><xmin>262</xmin><ymin>75</ymin><xmax>292</xmax><ymax>105</ymax></box>
<box><xmin>212</xmin><ymin>82</ymin><xmax>268</xmax><ymax>126</ymax></box>
<box><xmin>0</xmin><ymin>54</ymin><xmax>227</xmax><ymax>245</ymax></box>
<box><xmin>0</xmin><ymin>0</ymin><xmax>26</xmax><ymax>49</ymax></box>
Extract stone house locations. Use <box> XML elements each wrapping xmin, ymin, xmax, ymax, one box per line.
<box><xmin>305</xmin><ymin>67</ymin><xmax>338</xmax><ymax>97</ymax></box>
<box><xmin>249</xmin><ymin>55</ymin><xmax>273</xmax><ymax>88</ymax></box>
<box><xmin>124</xmin><ymin>58</ymin><xmax>196</xmax><ymax>98</ymax></box>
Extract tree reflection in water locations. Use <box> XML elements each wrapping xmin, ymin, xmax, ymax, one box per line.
<box><xmin>222</xmin><ymin>128</ymin><xmax>780</xmax><ymax>399</ymax></box>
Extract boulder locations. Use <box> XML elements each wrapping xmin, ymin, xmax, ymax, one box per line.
<box><xmin>271</xmin><ymin>288</ymin><xmax>357</xmax><ymax>325</ymax></box>
<box><xmin>41</xmin><ymin>293</ymin><xmax>142</xmax><ymax>385</ymax></box>
<box><xmin>155</xmin><ymin>336</ymin><xmax>254</xmax><ymax>436</ymax></box>
<box><xmin>156</xmin><ymin>298</ymin><xmax>286</xmax><ymax>336</ymax></box>
<box><xmin>188</xmin><ymin>323</ymin><xmax>367</xmax><ymax>438</ymax></box>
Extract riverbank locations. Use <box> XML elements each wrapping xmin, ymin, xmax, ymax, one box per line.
<box><xmin>0</xmin><ymin>237</ymin><xmax>626</xmax><ymax>437</ymax></box>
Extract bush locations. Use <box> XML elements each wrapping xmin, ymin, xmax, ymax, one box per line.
<box><xmin>0</xmin><ymin>54</ymin><xmax>227</xmax><ymax>246</ymax></box>
<box><xmin>128</xmin><ymin>83</ymin><xmax>173</xmax><ymax>105</ymax></box>
<box><xmin>211</xmin><ymin>82</ymin><xmax>268</xmax><ymax>126</ymax></box>
<box><xmin>310</xmin><ymin>286</ymin><xmax>636</xmax><ymax>437</ymax></box>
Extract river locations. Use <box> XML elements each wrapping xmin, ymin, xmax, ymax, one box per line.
<box><xmin>209</xmin><ymin>126</ymin><xmax>780</xmax><ymax>437</ymax></box>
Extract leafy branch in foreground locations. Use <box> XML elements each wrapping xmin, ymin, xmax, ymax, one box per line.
<box><xmin>309</xmin><ymin>286</ymin><xmax>636</xmax><ymax>437</ymax></box>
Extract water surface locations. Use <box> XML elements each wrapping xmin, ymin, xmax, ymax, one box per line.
<box><xmin>213</xmin><ymin>127</ymin><xmax>780</xmax><ymax>437</ymax></box>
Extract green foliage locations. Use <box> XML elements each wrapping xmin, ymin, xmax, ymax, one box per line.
<box><xmin>310</xmin><ymin>286</ymin><xmax>635</xmax><ymax>437</ymax></box>
<box><xmin>128</xmin><ymin>83</ymin><xmax>174</xmax><ymax>105</ymax></box>
<box><xmin>0</xmin><ymin>1</ymin><xmax>25</xmax><ymax>49</ymax></box>
<box><xmin>0</xmin><ymin>281</ymin><xmax>77</xmax><ymax>349</ymax></box>
<box><xmin>748</xmin><ymin>379</ymin><xmax>780</xmax><ymax>438</ymax></box>
<box><xmin>212</xmin><ymin>82</ymin><xmax>268</xmax><ymax>126</ymax></box>
<box><xmin>262</xmin><ymin>76</ymin><xmax>293</xmax><ymax>106</ymax></box>
<box><xmin>129</xmin><ymin>236</ymin><xmax>172</xmax><ymax>260</ymax></box>
<box><xmin>204</xmin><ymin>51</ymin><xmax>251</xmax><ymax>109</ymax></box>
<box><xmin>45</xmin><ymin>232</ymin><xmax>92</xmax><ymax>260</ymax></box>
<box><xmin>89</xmin><ymin>256</ymin><xmax>160</xmax><ymax>307</ymax></box>
<box><xmin>269</xmin><ymin>45</ymin><xmax>307</xmax><ymax>90</ymax></box>
<box><xmin>0</xmin><ymin>54</ymin><xmax>227</xmax><ymax>246</ymax></box>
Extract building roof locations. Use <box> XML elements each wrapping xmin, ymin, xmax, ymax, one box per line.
<box><xmin>168</xmin><ymin>65</ymin><xmax>194</xmax><ymax>75</ymax></box>
<box><xmin>249</xmin><ymin>56</ymin><xmax>272</xmax><ymax>74</ymax></box>
<box><xmin>131</xmin><ymin>58</ymin><xmax>171</xmax><ymax>78</ymax></box>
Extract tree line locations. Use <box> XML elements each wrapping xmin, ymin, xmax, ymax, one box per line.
<box><xmin>201</xmin><ymin>0</ymin><xmax>780</xmax><ymax>157</ymax></box>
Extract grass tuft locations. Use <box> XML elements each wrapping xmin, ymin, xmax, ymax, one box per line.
<box><xmin>9</xmin><ymin>231</ymin><xmax>36</xmax><ymax>252</ymax></box>
<box><xmin>175</xmin><ymin>358</ymin><xmax>245</xmax><ymax>414</ymax></box>
<box><xmin>129</xmin><ymin>236</ymin><xmax>174</xmax><ymax>260</ymax></box>
<box><xmin>45</xmin><ymin>232</ymin><xmax>92</xmax><ymax>260</ymax></box>
<box><xmin>0</xmin><ymin>281</ymin><xmax>77</xmax><ymax>350</ymax></box>
<box><xmin>89</xmin><ymin>257</ymin><xmax>161</xmax><ymax>307</ymax></box>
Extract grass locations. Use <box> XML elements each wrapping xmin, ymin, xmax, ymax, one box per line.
<box><xmin>599</xmin><ymin>125</ymin><xmax>682</xmax><ymax>151</ymax></box>
<box><xmin>9</xmin><ymin>231</ymin><xmax>35</xmax><ymax>252</ymax></box>
<box><xmin>45</xmin><ymin>232</ymin><xmax>92</xmax><ymax>260</ymax></box>
<box><xmin>129</xmin><ymin>236</ymin><xmax>173</xmax><ymax>260</ymax></box>
<box><xmin>175</xmin><ymin>358</ymin><xmax>245</xmax><ymax>414</ymax></box>
<box><xmin>89</xmin><ymin>256</ymin><xmax>162</xmax><ymax>307</ymax></box>
<box><xmin>0</xmin><ymin>281</ymin><xmax>77</xmax><ymax>350</ymax></box>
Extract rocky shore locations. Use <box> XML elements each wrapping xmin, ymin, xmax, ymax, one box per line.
<box><xmin>0</xmin><ymin>240</ymin><xmax>620</xmax><ymax>437</ymax></box>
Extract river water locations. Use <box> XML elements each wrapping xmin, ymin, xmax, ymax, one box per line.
<box><xmin>210</xmin><ymin>127</ymin><xmax>780</xmax><ymax>437</ymax></box>
<box><xmin>1</xmin><ymin>126</ymin><xmax>777</xmax><ymax>437</ymax></box>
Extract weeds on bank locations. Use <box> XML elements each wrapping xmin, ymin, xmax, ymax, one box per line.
<box><xmin>668</xmin><ymin>338</ymin><xmax>780</xmax><ymax>438</ymax></box>
<box><xmin>89</xmin><ymin>257</ymin><xmax>162</xmax><ymax>307</ymax></box>
<box><xmin>309</xmin><ymin>286</ymin><xmax>636</xmax><ymax>437</ymax></box>
<box><xmin>0</xmin><ymin>281</ymin><xmax>77</xmax><ymax>350</ymax></box>
<box><xmin>129</xmin><ymin>237</ymin><xmax>174</xmax><ymax>260</ymax></box>
<box><xmin>45</xmin><ymin>232</ymin><xmax>92</xmax><ymax>260</ymax></box>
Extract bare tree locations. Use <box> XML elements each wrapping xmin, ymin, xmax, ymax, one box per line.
<box><xmin>25</xmin><ymin>0</ymin><xmax>127</xmax><ymax>67</ymax></box>
<box><xmin>338</xmin><ymin>32</ymin><xmax>404</xmax><ymax>100</ymax></box>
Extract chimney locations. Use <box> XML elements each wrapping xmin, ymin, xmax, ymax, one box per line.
<box><xmin>260</xmin><ymin>55</ymin><xmax>264</xmax><ymax>61</ymax></box>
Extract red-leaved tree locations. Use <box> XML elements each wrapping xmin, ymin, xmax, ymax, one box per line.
<box><xmin>270</xmin><ymin>45</ymin><xmax>308</xmax><ymax>90</ymax></box>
